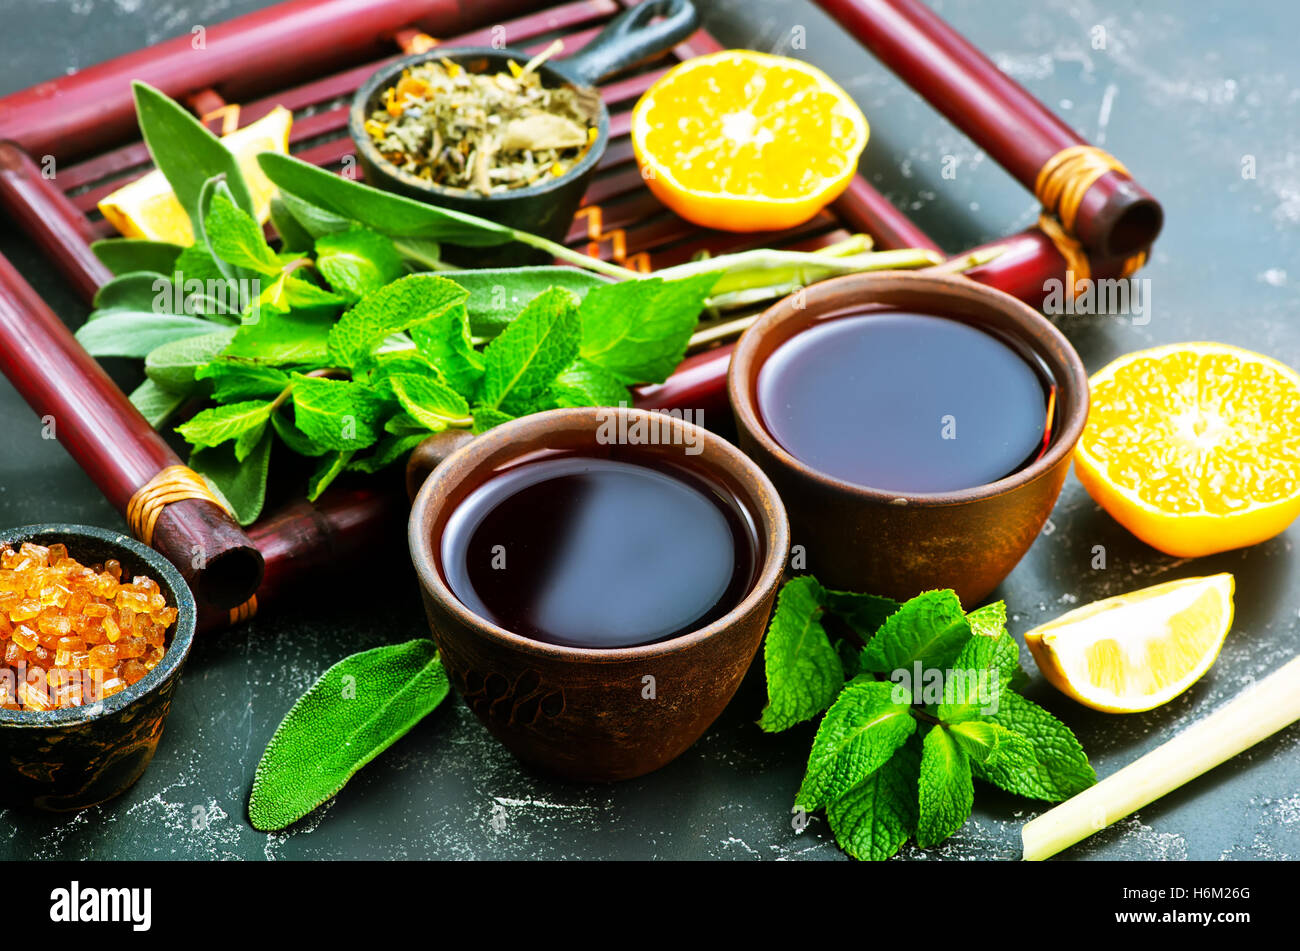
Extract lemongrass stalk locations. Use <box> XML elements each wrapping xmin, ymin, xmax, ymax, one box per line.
<box><xmin>1022</xmin><ymin>653</ymin><xmax>1300</xmax><ymax>861</ymax></box>
<box><xmin>658</xmin><ymin>246</ymin><xmax>945</xmax><ymax>298</ymax></box>
<box><xmin>507</xmin><ymin>229</ymin><xmax>641</xmax><ymax>280</ymax></box>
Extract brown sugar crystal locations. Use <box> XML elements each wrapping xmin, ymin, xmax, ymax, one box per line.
<box><xmin>0</xmin><ymin>542</ymin><xmax>177</xmax><ymax>711</ymax></box>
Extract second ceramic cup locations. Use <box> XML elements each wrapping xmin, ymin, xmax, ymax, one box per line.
<box><xmin>408</xmin><ymin>406</ymin><xmax>789</xmax><ymax>782</ymax></box>
<box><xmin>728</xmin><ymin>272</ymin><xmax>1088</xmax><ymax>606</ymax></box>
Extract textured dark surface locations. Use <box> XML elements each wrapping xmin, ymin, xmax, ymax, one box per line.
<box><xmin>0</xmin><ymin>0</ymin><xmax>1296</xmax><ymax>860</ymax></box>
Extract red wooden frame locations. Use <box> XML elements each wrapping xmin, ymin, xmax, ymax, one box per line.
<box><xmin>0</xmin><ymin>0</ymin><xmax>1161</xmax><ymax>629</ymax></box>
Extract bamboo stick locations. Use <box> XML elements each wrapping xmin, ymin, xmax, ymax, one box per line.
<box><xmin>1022</xmin><ymin>654</ymin><xmax>1300</xmax><ymax>861</ymax></box>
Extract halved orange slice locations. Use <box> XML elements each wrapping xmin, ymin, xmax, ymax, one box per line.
<box><xmin>631</xmin><ymin>51</ymin><xmax>868</xmax><ymax>232</ymax></box>
<box><xmin>1075</xmin><ymin>342</ymin><xmax>1300</xmax><ymax>557</ymax></box>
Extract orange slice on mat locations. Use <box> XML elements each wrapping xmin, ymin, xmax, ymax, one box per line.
<box><xmin>1075</xmin><ymin>342</ymin><xmax>1300</xmax><ymax>557</ymax></box>
<box><xmin>631</xmin><ymin>50</ymin><xmax>868</xmax><ymax>232</ymax></box>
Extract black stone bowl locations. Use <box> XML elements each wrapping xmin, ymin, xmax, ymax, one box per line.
<box><xmin>348</xmin><ymin>0</ymin><xmax>698</xmax><ymax>267</ymax></box>
<box><xmin>0</xmin><ymin>524</ymin><xmax>196</xmax><ymax>811</ymax></box>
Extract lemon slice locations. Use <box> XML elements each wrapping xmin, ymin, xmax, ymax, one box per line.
<box><xmin>99</xmin><ymin>105</ymin><xmax>293</xmax><ymax>245</ymax></box>
<box><xmin>1024</xmin><ymin>574</ymin><xmax>1234</xmax><ymax>713</ymax></box>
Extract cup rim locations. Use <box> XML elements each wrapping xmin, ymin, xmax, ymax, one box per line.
<box><xmin>348</xmin><ymin>46</ymin><xmax>612</xmax><ymax>204</ymax></box>
<box><xmin>727</xmin><ymin>271</ymin><xmax>1090</xmax><ymax>506</ymax></box>
<box><xmin>0</xmin><ymin>523</ymin><xmax>197</xmax><ymax>728</ymax></box>
<box><xmin>408</xmin><ymin>406</ymin><xmax>790</xmax><ymax>662</ymax></box>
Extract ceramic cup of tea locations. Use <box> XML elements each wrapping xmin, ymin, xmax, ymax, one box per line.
<box><xmin>408</xmin><ymin>406</ymin><xmax>789</xmax><ymax>782</ymax></box>
<box><xmin>728</xmin><ymin>272</ymin><xmax>1088</xmax><ymax>606</ymax></box>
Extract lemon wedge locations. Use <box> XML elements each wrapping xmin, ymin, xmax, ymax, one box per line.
<box><xmin>1024</xmin><ymin>574</ymin><xmax>1235</xmax><ymax>713</ymax></box>
<box><xmin>99</xmin><ymin>105</ymin><xmax>293</xmax><ymax>245</ymax></box>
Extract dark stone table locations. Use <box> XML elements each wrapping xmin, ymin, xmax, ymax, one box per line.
<box><xmin>1</xmin><ymin>0</ymin><xmax>1296</xmax><ymax>860</ymax></box>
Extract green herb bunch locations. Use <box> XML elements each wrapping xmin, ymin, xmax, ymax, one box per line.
<box><xmin>76</xmin><ymin>83</ymin><xmax>716</xmax><ymax>524</ymax></box>
<box><xmin>760</xmin><ymin>577</ymin><xmax>1096</xmax><ymax>860</ymax></box>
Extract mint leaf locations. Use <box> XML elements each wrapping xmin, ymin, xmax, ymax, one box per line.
<box><xmin>548</xmin><ymin>358</ymin><xmax>633</xmax><ymax>409</ymax></box>
<box><xmin>966</xmin><ymin>601</ymin><xmax>1007</xmax><ymax>638</ymax></box>
<box><xmin>758</xmin><ymin>577</ymin><xmax>843</xmax><ymax>733</ymax></box>
<box><xmin>862</xmin><ymin>589</ymin><xmax>972</xmax><ymax>675</ymax></box>
<box><xmin>175</xmin><ymin>399</ymin><xmax>273</xmax><ymax>451</ymax></box>
<box><xmin>328</xmin><ymin>274</ymin><xmax>468</xmax><ymax>371</ymax></box>
<box><xmin>348</xmin><ymin>433</ymin><xmax>429</xmax><ymax>474</ymax></box>
<box><xmin>204</xmin><ymin>194</ymin><xmax>282</xmax><ymax>275</ymax></box>
<box><xmin>132</xmin><ymin>82</ymin><xmax>254</xmax><ymax>235</ymax></box>
<box><xmin>826</xmin><ymin>741</ymin><xmax>921</xmax><ymax>862</ymax></box>
<box><xmin>272</xmin><ymin>412</ymin><xmax>330</xmax><ymax>457</ymax></box>
<box><xmin>480</xmin><ymin>286</ymin><xmax>581</xmax><ymax>415</ymax></box>
<box><xmin>222</xmin><ymin>307</ymin><xmax>335</xmax><ymax>366</ymax></box>
<box><xmin>935</xmin><ymin>629</ymin><xmax>1012</xmax><ymax>723</ymax></box>
<box><xmin>917</xmin><ymin>725</ymin><xmax>974</xmax><ymax>848</ymax></box>
<box><xmin>258</xmin><ymin>272</ymin><xmax>345</xmax><ymax>315</ymax></box>
<box><xmin>189</xmin><ymin>431</ymin><xmax>271</xmax><ymax>526</ymax></box>
<box><xmin>291</xmin><ymin>375</ymin><xmax>386</xmax><ymax>451</ymax></box>
<box><xmin>248</xmin><ymin>640</ymin><xmax>450</xmax><ymax>831</ymax></box>
<box><xmin>825</xmin><ymin>590</ymin><xmax>901</xmax><ymax>641</ymax></box>
<box><xmin>307</xmin><ymin>451</ymin><xmax>354</xmax><ymax>501</ymax></box>
<box><xmin>578</xmin><ymin>274</ymin><xmax>716</xmax><ymax>384</ymax></box>
<box><xmin>196</xmin><ymin>361</ymin><xmax>289</xmax><ymax>402</ymax></box>
<box><xmin>796</xmin><ymin>679</ymin><xmax>916</xmax><ymax>811</ymax></box>
<box><xmin>472</xmin><ymin>407</ymin><xmax>515</xmax><ymax>434</ymax></box>
<box><xmin>949</xmin><ymin>720</ymin><xmax>1037</xmax><ymax>770</ymax></box>
<box><xmin>315</xmin><ymin>228</ymin><xmax>403</xmax><ymax>302</ymax></box>
<box><xmin>409</xmin><ymin>301</ymin><xmax>484</xmax><ymax>397</ymax></box>
<box><xmin>971</xmin><ymin>691</ymin><xmax>1096</xmax><ymax>802</ymax></box>
<box><xmin>388</xmin><ymin>373</ymin><xmax>471</xmax><ymax>431</ymax></box>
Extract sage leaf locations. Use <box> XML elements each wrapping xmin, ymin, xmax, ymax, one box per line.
<box><xmin>259</xmin><ymin>152</ymin><xmax>514</xmax><ymax>246</ymax></box>
<box><xmin>248</xmin><ymin>639</ymin><xmax>450</xmax><ymax>831</ymax></box>
<box><xmin>132</xmin><ymin>81</ymin><xmax>254</xmax><ymax>233</ymax></box>
<box><xmin>74</xmin><ymin>310</ymin><xmax>218</xmax><ymax>358</ymax></box>
<box><xmin>190</xmin><ymin>431</ymin><xmax>271</xmax><ymax>526</ymax></box>
<box><xmin>128</xmin><ymin>378</ymin><xmax>185</xmax><ymax>429</ymax></box>
<box><xmin>269</xmin><ymin>194</ymin><xmax>313</xmax><ymax>252</ymax></box>
<box><xmin>276</xmin><ymin>189</ymin><xmax>352</xmax><ymax>239</ymax></box>
<box><xmin>91</xmin><ymin>237</ymin><xmax>183</xmax><ymax>277</ymax></box>
<box><xmin>92</xmin><ymin>272</ymin><xmax>170</xmax><ymax>312</ymax></box>
<box><xmin>480</xmin><ymin>286</ymin><xmax>581</xmax><ymax>415</ymax></box>
<box><xmin>441</xmin><ymin>266</ymin><xmax>608</xmax><ymax>337</ymax></box>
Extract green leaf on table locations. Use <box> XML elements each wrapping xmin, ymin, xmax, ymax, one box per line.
<box><xmin>826</xmin><ymin>740</ymin><xmax>921</xmax><ymax>862</ymax></box>
<box><xmin>861</xmin><ymin>589</ymin><xmax>972</xmax><ymax>675</ymax></box>
<box><xmin>917</xmin><ymin>725</ymin><xmax>974</xmax><ymax>848</ymax></box>
<box><xmin>171</xmin><ymin>243</ymin><xmax>227</xmax><ymax>286</ymax></box>
<box><xmin>257</xmin><ymin>271</ymin><xmax>345</xmax><ymax>315</ymax></box>
<box><xmin>934</xmin><ymin>629</ymin><xmax>1014</xmax><ymax>723</ymax></box>
<box><xmin>971</xmin><ymin>691</ymin><xmax>1096</xmax><ymax>802</ymax></box>
<box><xmin>195</xmin><ymin>361</ymin><xmax>289</xmax><ymax>402</ymax></box>
<box><xmin>175</xmin><ymin>399</ymin><xmax>273</xmax><ymax>454</ymax></box>
<box><xmin>479</xmin><ymin>286</ymin><xmax>580</xmax><ymax>415</ymax></box>
<box><xmin>796</xmin><ymin>679</ymin><xmax>916</xmax><ymax>812</ymax></box>
<box><xmin>758</xmin><ymin>576</ymin><xmax>843</xmax><ymax>733</ymax></box>
<box><xmin>948</xmin><ymin>720</ymin><xmax>1037</xmax><ymax>771</ymax></box>
<box><xmin>306</xmin><ymin>450</ymin><xmax>354</xmax><ymax>501</ymax></box>
<box><xmin>74</xmin><ymin>310</ymin><xmax>218</xmax><ymax>358</ymax></box>
<box><xmin>144</xmin><ymin>328</ymin><xmax>237</xmax><ymax>393</ymax></box>
<box><xmin>259</xmin><ymin>152</ymin><xmax>515</xmax><ymax>246</ymax></box>
<box><xmin>966</xmin><ymin>600</ymin><xmax>1007</xmax><ymax>639</ymax></box>
<box><xmin>410</xmin><ymin>302</ymin><xmax>484</xmax><ymax>397</ymax></box>
<box><xmin>315</xmin><ymin>227</ymin><xmax>403</xmax><ymax>302</ymax></box>
<box><xmin>291</xmin><ymin>375</ymin><xmax>386</xmax><ymax>451</ymax></box>
<box><xmin>249</xmin><ymin>639</ymin><xmax>450</xmax><ymax>831</ymax></box>
<box><xmin>91</xmin><ymin>237</ymin><xmax>183</xmax><ymax>277</ymax></box>
<box><xmin>189</xmin><ymin>431</ymin><xmax>271</xmax><ymax>526</ymax></box>
<box><xmin>440</xmin><ymin>266</ymin><xmax>609</xmax><ymax>338</ymax></box>
<box><xmin>128</xmin><ymin>379</ymin><xmax>185</xmax><ymax>429</ymax></box>
<box><xmin>272</xmin><ymin>412</ymin><xmax>330</xmax><ymax>457</ymax></box>
<box><xmin>275</xmin><ymin>189</ymin><xmax>352</xmax><ymax>240</ymax></box>
<box><xmin>327</xmin><ymin>274</ymin><xmax>468</xmax><ymax>371</ymax></box>
<box><xmin>824</xmin><ymin>590</ymin><xmax>901</xmax><ymax>641</ymax></box>
<box><xmin>388</xmin><ymin>373</ymin><xmax>471</xmax><ymax>432</ymax></box>
<box><xmin>132</xmin><ymin>81</ymin><xmax>254</xmax><ymax>234</ymax></box>
<box><xmin>578</xmin><ymin>274</ymin><xmax>716</xmax><ymax>384</ymax></box>
<box><xmin>203</xmin><ymin>193</ymin><xmax>283</xmax><ymax>275</ymax></box>
<box><xmin>548</xmin><ymin>359</ymin><xmax>632</xmax><ymax>409</ymax></box>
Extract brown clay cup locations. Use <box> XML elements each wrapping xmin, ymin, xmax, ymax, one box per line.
<box><xmin>728</xmin><ymin>272</ymin><xmax>1088</xmax><ymax>607</ymax></box>
<box><xmin>408</xmin><ymin>406</ymin><xmax>789</xmax><ymax>782</ymax></box>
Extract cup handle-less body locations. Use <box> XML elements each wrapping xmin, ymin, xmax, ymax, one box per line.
<box><xmin>558</xmin><ymin>0</ymin><xmax>701</xmax><ymax>86</ymax></box>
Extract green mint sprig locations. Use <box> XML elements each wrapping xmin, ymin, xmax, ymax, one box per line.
<box><xmin>762</xmin><ymin>581</ymin><xmax>1095</xmax><ymax>860</ymax></box>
